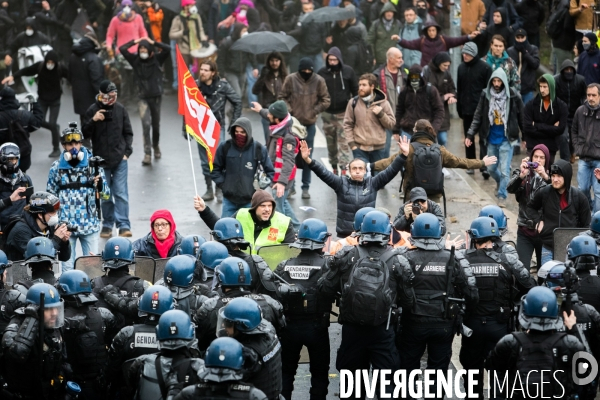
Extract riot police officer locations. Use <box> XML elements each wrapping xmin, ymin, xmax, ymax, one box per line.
<box><xmin>174</xmin><ymin>337</ymin><xmax>268</xmax><ymax>400</ymax></box>
<box><xmin>195</xmin><ymin>241</ymin><xmax>228</xmax><ymax>286</ymax></box>
<box><xmin>478</xmin><ymin>205</ymin><xmax>515</xmax><ymax>254</ymax></box>
<box><xmin>127</xmin><ymin>310</ymin><xmax>204</xmax><ymax>399</ymax></box>
<box><xmin>318</xmin><ymin>210</ymin><xmax>412</xmax><ymax>398</ymax></box>
<box><xmin>567</xmin><ymin>235</ymin><xmax>600</xmax><ymax>312</ymax></box>
<box><xmin>177</xmin><ymin>234</ymin><xmax>206</xmax><ymax>257</ymax></box>
<box><xmin>396</xmin><ymin>213</ymin><xmax>478</xmax><ymax>399</ymax></box>
<box><xmin>1</xmin><ymin>283</ymin><xmax>66</xmax><ymax>399</ymax></box>
<box><xmin>91</xmin><ymin>237</ymin><xmax>149</xmax><ymax>328</ymax></box>
<box><xmin>460</xmin><ymin>217</ymin><xmax>536</xmax><ymax>399</ymax></box>
<box><xmin>580</xmin><ymin>210</ymin><xmax>600</xmax><ymax>246</ymax></box>
<box><xmin>0</xmin><ymin>250</ymin><xmax>26</xmax><ymax>332</ymax></box>
<box><xmin>105</xmin><ymin>285</ymin><xmax>175</xmax><ymax>398</ymax></box>
<box><xmin>195</xmin><ymin>257</ymin><xmax>285</xmax><ymax>351</ymax></box>
<box><xmin>274</xmin><ymin>218</ymin><xmax>335</xmax><ymax>400</ymax></box>
<box><xmin>13</xmin><ymin>237</ymin><xmax>61</xmax><ymax>293</ymax></box>
<box><xmin>486</xmin><ymin>286</ymin><xmax>585</xmax><ymax>399</ymax></box>
<box><xmin>217</xmin><ymin>297</ymin><xmax>282</xmax><ymax>400</ymax></box>
<box><xmin>58</xmin><ymin>270</ymin><xmax>117</xmax><ymax>400</ymax></box>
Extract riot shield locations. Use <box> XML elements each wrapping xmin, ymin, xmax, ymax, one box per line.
<box><xmin>6</xmin><ymin>260</ymin><xmax>29</xmax><ymax>286</ymax></box>
<box><xmin>154</xmin><ymin>258</ymin><xmax>170</xmax><ymax>284</ymax></box>
<box><xmin>74</xmin><ymin>256</ymin><xmax>106</xmax><ymax>280</ymax></box>
<box><xmin>553</xmin><ymin>228</ymin><xmax>587</xmax><ymax>262</ymax></box>
<box><xmin>257</xmin><ymin>245</ymin><xmax>301</xmax><ymax>271</ymax></box>
<box><xmin>134</xmin><ymin>256</ymin><xmax>157</xmax><ymax>283</ymax></box>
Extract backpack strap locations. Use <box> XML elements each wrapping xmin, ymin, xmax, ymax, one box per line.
<box><xmin>154</xmin><ymin>355</ymin><xmax>169</xmax><ymax>400</ymax></box>
<box><xmin>352</xmin><ymin>96</ymin><xmax>358</xmax><ymax>110</ymax></box>
<box><xmin>411</xmin><ymin>251</ymin><xmax>439</xmax><ymax>280</ymax></box>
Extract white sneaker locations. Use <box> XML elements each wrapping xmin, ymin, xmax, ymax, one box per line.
<box><xmin>442</xmin><ymin>168</ymin><xmax>450</xmax><ymax>177</ymax></box>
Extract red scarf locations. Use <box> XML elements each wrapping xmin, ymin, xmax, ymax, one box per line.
<box><xmin>150</xmin><ymin>209</ymin><xmax>176</xmax><ymax>258</ymax></box>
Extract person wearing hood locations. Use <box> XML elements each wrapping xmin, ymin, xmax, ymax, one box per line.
<box><xmin>68</xmin><ymin>33</ymin><xmax>103</xmax><ymax>129</ymax></box>
<box><xmin>46</xmin><ymin>123</ymin><xmax>109</xmax><ymax>272</ymax></box>
<box><xmin>216</xmin><ymin>23</ymin><xmax>259</xmax><ymax>100</ymax></box>
<box><xmin>317</xmin><ymin>47</ymin><xmax>358</xmax><ymax>176</ymax></box>
<box><xmin>2</xmin><ymin>50</ymin><xmax>68</xmax><ymax>158</ymax></box>
<box><xmin>82</xmin><ymin>80</ymin><xmax>134</xmax><ymax>239</ymax></box>
<box><xmin>324</xmin><ymin>5</ymin><xmax>368</xmax><ymax>60</ymax></box>
<box><xmin>554</xmin><ymin>59</ymin><xmax>587</xmax><ymax>164</ymax></box>
<box><xmin>397</xmin><ymin>7</ymin><xmax>424</xmax><ymax>69</ymax></box>
<box><xmin>169</xmin><ymin>0</ymin><xmax>209</xmax><ymax>67</ymax></box>
<box><xmin>578</xmin><ymin>32</ymin><xmax>600</xmax><ymax>85</ymax></box>
<box><xmin>120</xmin><ymin>36</ymin><xmax>171</xmax><ymax>166</ymax></box>
<box><xmin>482</xmin><ymin>34</ymin><xmax>521</xmax><ymax>93</ymax></box>
<box><xmin>507</xmin><ymin>29</ymin><xmax>540</xmax><ymax>106</ymax></box>
<box><xmin>423</xmin><ymin>52</ymin><xmax>456</xmax><ymax>146</ymax></box>
<box><xmin>253</xmin><ymin>52</ymin><xmax>288</xmax><ymax>142</ymax></box>
<box><xmin>133</xmin><ymin>209</ymin><xmax>183</xmax><ymax>258</ymax></box>
<box><xmin>475</xmin><ymin>7</ymin><xmax>515</xmax><ymax>55</ymax></box>
<box><xmin>8</xmin><ymin>17</ymin><xmax>50</xmax><ymax>58</ymax></box>
<box><xmin>106</xmin><ymin>0</ymin><xmax>148</xmax><ymax>57</ymax></box>
<box><xmin>526</xmin><ymin>159</ymin><xmax>591</xmax><ymax>265</ymax></box>
<box><xmin>344</xmin><ymin>73</ymin><xmax>395</xmax><ymax>163</ymax></box>
<box><xmin>279</xmin><ymin>58</ymin><xmax>330</xmax><ymax>200</ymax></box>
<box><xmin>211</xmin><ymin>117</ymin><xmax>274</xmax><ymax>218</ymax></box>
<box><xmin>507</xmin><ymin>144</ymin><xmax>551</xmax><ymax>271</ymax></box>
<box><xmin>344</xmin><ymin>25</ymin><xmax>373</xmax><ymax>75</ymax></box>
<box><xmin>572</xmin><ymin>83</ymin><xmax>600</xmax><ymax>214</ymax></box>
<box><xmin>482</xmin><ymin>0</ymin><xmax>522</xmax><ymax>31</ymax></box>
<box><xmin>367</xmin><ymin>2</ymin><xmax>402</xmax><ymax>66</ymax></box>
<box><xmin>466</xmin><ymin>67</ymin><xmax>524</xmax><ymax>206</ymax></box>
<box><xmin>392</xmin><ymin>20</ymin><xmax>480</xmax><ymax>67</ymax></box>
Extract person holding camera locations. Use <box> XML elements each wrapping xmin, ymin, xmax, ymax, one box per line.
<box><xmin>83</xmin><ymin>80</ymin><xmax>134</xmax><ymax>239</ymax></box>
<box><xmin>46</xmin><ymin>122</ymin><xmax>109</xmax><ymax>272</ymax></box>
<box><xmin>506</xmin><ymin>144</ymin><xmax>550</xmax><ymax>271</ymax></box>
<box><xmin>393</xmin><ymin>187</ymin><xmax>446</xmax><ymax>235</ymax></box>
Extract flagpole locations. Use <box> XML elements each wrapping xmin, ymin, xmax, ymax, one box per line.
<box><xmin>186</xmin><ymin>131</ymin><xmax>199</xmax><ymax>197</ymax></box>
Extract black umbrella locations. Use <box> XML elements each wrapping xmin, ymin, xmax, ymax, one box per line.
<box><xmin>156</xmin><ymin>0</ymin><xmax>180</xmax><ymax>13</ymax></box>
<box><xmin>230</xmin><ymin>32</ymin><xmax>299</xmax><ymax>54</ymax></box>
<box><xmin>301</xmin><ymin>6</ymin><xmax>355</xmax><ymax>24</ymax></box>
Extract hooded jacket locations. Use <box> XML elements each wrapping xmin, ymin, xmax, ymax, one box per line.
<box><xmin>467</xmin><ymin>68</ymin><xmax>524</xmax><ymax>143</ymax></box>
<box><xmin>169</xmin><ymin>10</ymin><xmax>208</xmax><ymax>56</ymax></box>
<box><xmin>324</xmin><ymin>18</ymin><xmax>367</xmax><ymax>60</ymax></box>
<box><xmin>395</xmin><ymin>64</ymin><xmax>445</xmax><ymax>133</ymax></box>
<box><xmin>457</xmin><ymin>53</ymin><xmax>492</xmax><ymax>117</ymax></box>
<box><xmin>9</xmin><ymin>18</ymin><xmax>51</xmax><ymax>57</ymax></box>
<box><xmin>253</xmin><ymin>52</ymin><xmax>288</xmax><ymax>108</ymax></box>
<box><xmin>366</xmin><ymin>2</ymin><xmax>402</xmax><ymax>65</ymax></box>
<box><xmin>12</xmin><ymin>51</ymin><xmax>68</xmax><ymax>103</ymax></box>
<box><xmin>68</xmin><ymin>37</ymin><xmax>104</xmax><ymax>116</ymax></box>
<box><xmin>507</xmin><ymin>37</ymin><xmax>540</xmax><ymax>95</ymax></box>
<box><xmin>526</xmin><ymin>159</ymin><xmax>591</xmax><ymax>249</ymax></box>
<box><xmin>259</xmin><ymin>110</ymin><xmax>297</xmax><ymax>189</ymax></box>
<box><xmin>423</xmin><ymin>53</ymin><xmax>456</xmax><ymax>131</ymax></box>
<box><xmin>344</xmin><ymin>26</ymin><xmax>371</xmax><ymax>75</ymax></box>
<box><xmin>217</xmin><ymin>24</ymin><xmax>258</xmax><ymax>75</ymax></box>
<box><xmin>523</xmin><ymin>74</ymin><xmax>568</xmax><ymax>153</ymax></box>
<box><xmin>279</xmin><ymin>72</ymin><xmax>330</xmax><ymax>126</ymax></box>
<box><xmin>211</xmin><ymin>117</ymin><xmax>274</xmax><ymax>204</ymax></box>
<box><xmin>482</xmin><ymin>50</ymin><xmax>521</xmax><ymax>92</ymax></box>
<box><xmin>482</xmin><ymin>0</ymin><xmax>523</xmax><ymax>30</ymax></box>
<box><xmin>554</xmin><ymin>60</ymin><xmax>587</xmax><ymax>121</ymax></box>
<box><xmin>344</xmin><ymin>87</ymin><xmax>395</xmax><ymax>150</ymax></box>
<box><xmin>577</xmin><ymin>44</ymin><xmax>600</xmax><ymax>86</ymax></box>
<box><xmin>397</xmin><ymin>21</ymin><xmax>470</xmax><ymax>66</ymax></box>
<box><xmin>133</xmin><ymin>210</ymin><xmax>183</xmax><ymax>259</ymax></box>
<box><xmin>571</xmin><ymin>98</ymin><xmax>600</xmax><ymax>160</ymax></box>
<box><xmin>119</xmin><ymin>39</ymin><xmax>171</xmax><ymax>99</ymax></box>
<box><xmin>317</xmin><ymin>47</ymin><xmax>358</xmax><ymax>114</ymax></box>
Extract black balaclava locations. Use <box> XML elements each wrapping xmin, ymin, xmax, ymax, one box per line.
<box><xmin>298</xmin><ymin>57</ymin><xmax>314</xmax><ymax>81</ymax></box>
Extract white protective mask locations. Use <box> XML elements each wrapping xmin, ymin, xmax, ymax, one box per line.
<box><xmin>241</xmin><ymin>31</ymin><xmax>249</xmax><ymax>37</ymax></box>
<box><xmin>25</xmin><ymin>29</ymin><xmax>34</xmax><ymax>36</ymax></box>
<box><xmin>189</xmin><ymin>5</ymin><xmax>198</xmax><ymax>13</ymax></box>
<box><xmin>239</xmin><ymin>9</ymin><xmax>247</xmax><ymax>17</ymax></box>
<box><xmin>46</xmin><ymin>63</ymin><xmax>55</xmax><ymax>70</ymax></box>
<box><xmin>123</xmin><ymin>5</ymin><xmax>131</xmax><ymax>13</ymax></box>
<box><xmin>140</xmin><ymin>52</ymin><xmax>149</xmax><ymax>59</ymax></box>
<box><xmin>47</xmin><ymin>215</ymin><xmax>59</xmax><ymax>227</ymax></box>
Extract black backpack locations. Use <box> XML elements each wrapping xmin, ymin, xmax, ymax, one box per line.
<box><xmin>546</xmin><ymin>0</ymin><xmax>574</xmax><ymax>39</ymax></box>
<box><xmin>0</xmin><ymin>214</ymin><xmax>23</xmax><ymax>251</ymax></box>
<box><xmin>355</xmin><ymin>41</ymin><xmax>375</xmax><ymax>76</ymax></box>
<box><xmin>340</xmin><ymin>246</ymin><xmax>395</xmax><ymax>326</ymax></box>
<box><xmin>411</xmin><ymin>141</ymin><xmax>447</xmax><ymax>216</ymax></box>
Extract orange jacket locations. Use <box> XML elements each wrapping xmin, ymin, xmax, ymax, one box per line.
<box><xmin>147</xmin><ymin>7</ymin><xmax>164</xmax><ymax>43</ymax></box>
<box><xmin>329</xmin><ymin>230</ymin><xmax>413</xmax><ymax>255</ymax></box>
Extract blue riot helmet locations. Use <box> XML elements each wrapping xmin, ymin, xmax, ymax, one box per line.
<box><xmin>198</xmin><ymin>241</ymin><xmax>229</xmax><ymax>270</ymax></box>
<box><xmin>26</xmin><ymin>283</ymin><xmax>65</xmax><ymax>328</ymax></box>
<box><xmin>479</xmin><ymin>205</ymin><xmax>507</xmax><ymax>235</ymax></box>
<box><xmin>211</xmin><ymin>218</ymin><xmax>249</xmax><ymax>249</ymax></box>
<box><xmin>214</xmin><ymin>257</ymin><xmax>252</xmax><ymax>288</ymax></box>
<box><xmin>567</xmin><ymin>236</ymin><xmax>599</xmax><ymax>270</ymax></box>
<box><xmin>164</xmin><ymin>255</ymin><xmax>195</xmax><ymax>288</ymax></box>
<box><xmin>205</xmin><ymin>337</ymin><xmax>245</xmax><ymax>370</ymax></box>
<box><xmin>518</xmin><ymin>286</ymin><xmax>563</xmax><ymax>331</ymax></box>
<box><xmin>544</xmin><ymin>263</ymin><xmax>580</xmax><ymax>297</ymax></box>
<box><xmin>156</xmin><ymin>309</ymin><xmax>195</xmax><ymax>350</ymax></box>
<box><xmin>217</xmin><ymin>297</ymin><xmax>262</xmax><ymax>337</ymax></box>
<box><xmin>138</xmin><ymin>285</ymin><xmax>175</xmax><ymax>320</ymax></box>
<box><xmin>102</xmin><ymin>237</ymin><xmax>135</xmax><ymax>269</ymax></box>
<box><xmin>0</xmin><ymin>250</ymin><xmax>12</xmax><ymax>282</ymax></box>
<box><xmin>353</xmin><ymin>207</ymin><xmax>376</xmax><ymax>232</ymax></box>
<box><xmin>291</xmin><ymin>218</ymin><xmax>330</xmax><ymax>250</ymax></box>
<box><xmin>411</xmin><ymin>213</ymin><xmax>442</xmax><ymax>239</ymax></box>
<box><xmin>468</xmin><ymin>217</ymin><xmax>500</xmax><ymax>240</ymax></box>
<box><xmin>360</xmin><ymin>211</ymin><xmax>391</xmax><ymax>244</ymax></box>
<box><xmin>178</xmin><ymin>235</ymin><xmax>207</xmax><ymax>256</ymax></box>
<box><xmin>24</xmin><ymin>237</ymin><xmax>56</xmax><ymax>262</ymax></box>
<box><xmin>591</xmin><ymin>211</ymin><xmax>600</xmax><ymax>234</ymax></box>
<box><xmin>58</xmin><ymin>270</ymin><xmax>97</xmax><ymax>305</ymax></box>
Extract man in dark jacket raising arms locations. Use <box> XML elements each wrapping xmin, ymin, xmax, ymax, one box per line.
<box><xmin>526</xmin><ymin>159</ymin><xmax>591</xmax><ymax>266</ymax></box>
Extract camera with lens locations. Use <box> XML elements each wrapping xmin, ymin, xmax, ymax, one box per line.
<box><xmin>61</xmin><ymin>222</ymin><xmax>79</xmax><ymax>232</ymax></box>
<box><xmin>412</xmin><ymin>201</ymin><xmax>422</xmax><ymax>215</ymax></box>
<box><xmin>88</xmin><ymin>156</ymin><xmax>105</xmax><ymax>169</ymax></box>
<box><xmin>527</xmin><ymin>161</ymin><xmax>539</xmax><ymax>169</ymax></box>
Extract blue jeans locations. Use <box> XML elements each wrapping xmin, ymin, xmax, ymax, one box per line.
<box><xmin>401</xmin><ymin>130</ymin><xmax>412</xmax><ymax>141</ymax></box>
<box><xmin>197</xmin><ymin>125</ymin><xmax>227</xmax><ymax>177</ymax></box>
<box><xmin>102</xmin><ymin>159</ymin><xmax>131</xmax><ymax>230</ymax></box>
<box><xmin>171</xmin><ymin>39</ymin><xmax>178</xmax><ymax>90</ymax></box>
<box><xmin>62</xmin><ymin>232</ymin><xmax>100</xmax><ymax>272</ymax></box>
<box><xmin>486</xmin><ymin>140</ymin><xmax>513</xmax><ymax>199</ymax></box>
<box><xmin>273</xmin><ymin>188</ymin><xmax>300</xmax><ymax>231</ymax></box>
<box><xmin>301</xmin><ymin>124</ymin><xmax>316</xmax><ymax>190</ymax></box>
<box><xmin>221</xmin><ymin>197</ymin><xmax>251</xmax><ymax>218</ymax></box>
<box><xmin>437</xmin><ymin>131</ymin><xmax>448</xmax><ymax>146</ymax></box>
<box><xmin>521</xmin><ymin>91</ymin><xmax>534</xmax><ymax>105</ymax></box>
<box><xmin>541</xmin><ymin>246</ymin><xmax>554</xmax><ymax>267</ymax></box>
<box><xmin>577</xmin><ymin>158</ymin><xmax>600</xmax><ymax>213</ymax></box>
<box><xmin>246</xmin><ymin>63</ymin><xmax>260</xmax><ymax>107</ymax></box>
<box><xmin>352</xmin><ymin>148</ymin><xmax>386</xmax><ymax>163</ymax></box>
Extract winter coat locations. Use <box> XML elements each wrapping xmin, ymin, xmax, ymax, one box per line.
<box><xmin>0</xmin><ymin>172</ymin><xmax>31</xmax><ymax>228</ymax></box>
<box><xmin>309</xmin><ymin>155</ymin><xmax>406</xmax><ymax>235</ymax></box>
<box><xmin>526</xmin><ymin>160</ymin><xmax>591</xmax><ymax>249</ymax></box>
<box><xmin>217</xmin><ymin>34</ymin><xmax>257</xmax><ymax>75</ymax></box>
<box><xmin>82</xmin><ymin>100</ymin><xmax>134</xmax><ymax>170</ymax></box>
<box><xmin>457</xmin><ymin>57</ymin><xmax>492</xmax><ymax>117</ymax></box>
<box><xmin>482</xmin><ymin>51</ymin><xmax>521</xmax><ymax>92</ymax></box>
<box><xmin>205</xmin><ymin>0</ymin><xmax>236</xmax><ymax>41</ymax></box>
<box><xmin>570</xmin><ymin>0</ymin><xmax>594</xmax><ymax>31</ymax></box>
<box><xmin>571</xmin><ymin>101</ymin><xmax>600</xmax><ymax>160</ymax></box>
<box><xmin>523</xmin><ymin>75</ymin><xmax>568</xmax><ymax>153</ymax></box>
<box><xmin>577</xmin><ymin>47</ymin><xmax>600</xmax><ymax>86</ymax></box>
<box><xmin>373</xmin><ymin>64</ymin><xmax>408</xmax><ymax>112</ymax></box>
<box><xmin>553</xmin><ymin>0</ymin><xmax>577</xmax><ymax>52</ymax></box>
<box><xmin>12</xmin><ymin>53</ymin><xmax>68</xmax><ymax>103</ymax></box>
<box><xmin>9</xmin><ymin>30</ymin><xmax>50</xmax><ymax>58</ymax></box>
<box><xmin>252</xmin><ymin>53</ymin><xmax>287</xmax><ymax>108</ymax></box>
<box><xmin>476</xmin><ymin>6</ymin><xmax>514</xmax><ymax>54</ymax></box>
<box><xmin>120</xmin><ymin>40</ymin><xmax>170</xmax><ymax>99</ymax></box>
<box><xmin>211</xmin><ymin>117</ymin><xmax>275</xmax><ymax>204</ymax></box>
<box><xmin>261</xmin><ymin>112</ymin><xmax>297</xmax><ymax>189</ymax></box>
<box><xmin>515</xmin><ymin>0</ymin><xmax>545</xmax><ymax>37</ymax></box>
<box><xmin>287</xmin><ymin>15</ymin><xmax>328</xmax><ymax>56</ymax></box>
<box><xmin>169</xmin><ymin>13</ymin><xmax>208</xmax><ymax>56</ymax></box>
<box><xmin>482</xmin><ymin>0</ymin><xmax>522</xmax><ymax>30</ymax></box>
<box><xmin>344</xmin><ymin>26</ymin><xmax>372</xmax><ymax>76</ymax></box>
<box><xmin>467</xmin><ymin>68</ymin><xmax>524</xmax><ymax>144</ymax></box>
<box><xmin>69</xmin><ymin>37</ymin><xmax>104</xmax><ymax>116</ymax></box>
<box><xmin>46</xmin><ymin>147</ymin><xmax>110</xmax><ymax>235</ymax></box>
<box><xmin>106</xmin><ymin>13</ymin><xmax>148</xmax><ymax>54</ymax></box>
<box><xmin>397</xmin><ymin>21</ymin><xmax>470</xmax><ymax>66</ymax></box>
<box><xmin>554</xmin><ymin>59</ymin><xmax>587</xmax><ymax>121</ymax></box>
<box><xmin>423</xmin><ymin>59</ymin><xmax>456</xmax><ymax>131</ymax></box>
<box><xmin>324</xmin><ymin>19</ymin><xmax>367</xmax><ymax>60</ymax></box>
<box><xmin>397</xmin><ymin>18</ymin><xmax>423</xmax><ymax>69</ymax></box>
<box><xmin>461</xmin><ymin>0</ymin><xmax>485</xmax><ymax>35</ymax></box>
<box><xmin>395</xmin><ymin>64</ymin><xmax>445</xmax><ymax>133</ymax></box>
<box><xmin>196</xmin><ymin>77</ymin><xmax>242</xmax><ymax>128</ymax></box>
<box><xmin>507</xmin><ymin>41</ymin><xmax>541</xmax><ymax>95</ymax></box>
<box><xmin>279</xmin><ymin>72</ymin><xmax>331</xmax><ymax>126</ymax></box>
<box><xmin>367</xmin><ymin>2</ymin><xmax>402</xmax><ymax>65</ymax></box>
<box><xmin>133</xmin><ymin>231</ymin><xmax>184</xmax><ymax>258</ymax></box>
<box><xmin>393</xmin><ymin>199</ymin><xmax>446</xmax><ymax>235</ymax></box>
<box><xmin>344</xmin><ymin>88</ymin><xmax>396</xmax><ymax>150</ymax></box>
<box><xmin>317</xmin><ymin>48</ymin><xmax>358</xmax><ymax>114</ymax></box>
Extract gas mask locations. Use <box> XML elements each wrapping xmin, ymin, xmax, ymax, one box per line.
<box><xmin>63</xmin><ymin>148</ymin><xmax>85</xmax><ymax>164</ymax></box>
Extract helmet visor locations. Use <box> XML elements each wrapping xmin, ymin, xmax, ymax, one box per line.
<box><xmin>3</xmin><ymin>263</ymin><xmax>12</xmax><ymax>286</ymax></box>
<box><xmin>216</xmin><ymin>307</ymin><xmax>236</xmax><ymax>338</ymax></box>
<box><xmin>62</xmin><ymin>132</ymin><xmax>83</xmax><ymax>143</ymax></box>
<box><xmin>44</xmin><ymin>300</ymin><xmax>64</xmax><ymax>329</ymax></box>
<box><xmin>27</xmin><ymin>260</ymin><xmax>60</xmax><ymax>278</ymax></box>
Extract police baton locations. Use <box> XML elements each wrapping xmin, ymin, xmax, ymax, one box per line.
<box><xmin>38</xmin><ymin>291</ymin><xmax>45</xmax><ymax>375</ymax></box>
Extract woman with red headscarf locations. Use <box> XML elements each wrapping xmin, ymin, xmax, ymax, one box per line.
<box><xmin>132</xmin><ymin>209</ymin><xmax>183</xmax><ymax>258</ymax></box>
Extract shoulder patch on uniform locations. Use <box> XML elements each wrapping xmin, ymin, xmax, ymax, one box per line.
<box><xmin>286</xmin><ymin>143</ymin><xmax>293</xmax><ymax>151</ymax></box>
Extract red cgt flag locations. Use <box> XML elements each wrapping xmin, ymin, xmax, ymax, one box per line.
<box><xmin>176</xmin><ymin>45</ymin><xmax>221</xmax><ymax>171</ymax></box>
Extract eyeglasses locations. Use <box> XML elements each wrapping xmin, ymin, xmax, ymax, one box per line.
<box><xmin>62</xmin><ymin>132</ymin><xmax>83</xmax><ymax>143</ymax></box>
<box><xmin>154</xmin><ymin>223</ymin><xmax>170</xmax><ymax>229</ymax></box>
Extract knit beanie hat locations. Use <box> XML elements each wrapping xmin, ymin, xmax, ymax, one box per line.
<box><xmin>461</xmin><ymin>42</ymin><xmax>478</xmax><ymax>57</ymax></box>
<box><xmin>181</xmin><ymin>0</ymin><xmax>195</xmax><ymax>7</ymax></box>
<box><xmin>250</xmin><ymin>190</ymin><xmax>276</xmax><ymax>211</ymax></box>
<box><xmin>268</xmin><ymin>100</ymin><xmax>288</xmax><ymax>119</ymax></box>
<box><xmin>585</xmin><ymin>32</ymin><xmax>598</xmax><ymax>44</ymax></box>
<box><xmin>298</xmin><ymin>57</ymin><xmax>314</xmax><ymax>72</ymax></box>
<box><xmin>99</xmin><ymin>80</ymin><xmax>117</xmax><ymax>93</ymax></box>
